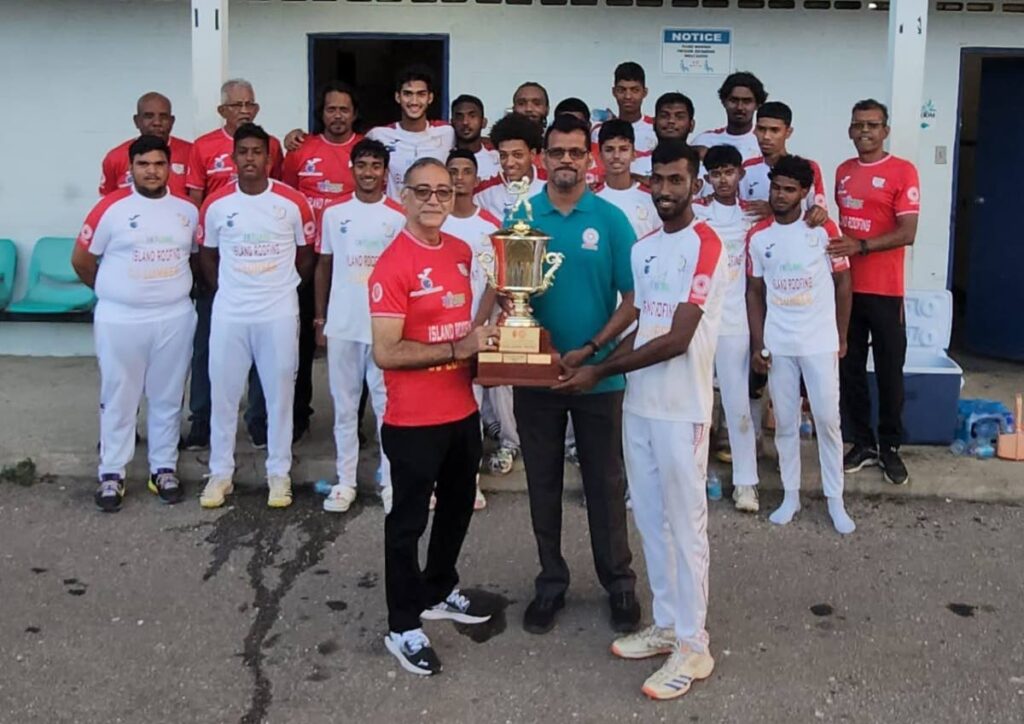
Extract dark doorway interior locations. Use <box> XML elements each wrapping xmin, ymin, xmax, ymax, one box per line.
<box><xmin>308</xmin><ymin>34</ymin><xmax>449</xmax><ymax>134</ymax></box>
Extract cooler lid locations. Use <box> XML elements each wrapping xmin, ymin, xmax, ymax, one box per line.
<box><xmin>905</xmin><ymin>289</ymin><xmax>952</xmax><ymax>352</ymax></box>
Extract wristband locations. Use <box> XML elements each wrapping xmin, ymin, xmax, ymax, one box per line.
<box><xmin>584</xmin><ymin>340</ymin><xmax>600</xmax><ymax>357</ymax></box>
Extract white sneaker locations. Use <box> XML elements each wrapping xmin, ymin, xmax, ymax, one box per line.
<box><xmin>732</xmin><ymin>485</ymin><xmax>759</xmax><ymax>513</ymax></box>
<box><xmin>323</xmin><ymin>483</ymin><xmax>357</xmax><ymax>513</ymax></box>
<box><xmin>384</xmin><ymin>629</ymin><xmax>441</xmax><ymax>676</ymax></box>
<box><xmin>611</xmin><ymin>624</ymin><xmax>676</xmax><ymax>660</ymax></box>
<box><xmin>641</xmin><ymin>645</ymin><xmax>715</xmax><ymax>700</ymax></box>
<box><xmin>200</xmin><ymin>475</ymin><xmax>234</xmax><ymax>509</ymax></box>
<box><xmin>380</xmin><ymin>485</ymin><xmax>393</xmax><ymax>515</ymax></box>
<box><xmin>421</xmin><ymin>588</ymin><xmax>492</xmax><ymax>624</ymax></box>
<box><xmin>267</xmin><ymin>474</ymin><xmax>292</xmax><ymax>508</ymax></box>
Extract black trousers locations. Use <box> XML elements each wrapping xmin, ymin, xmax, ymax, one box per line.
<box><xmin>840</xmin><ymin>292</ymin><xmax>907</xmax><ymax>449</ymax></box>
<box><xmin>513</xmin><ymin>388</ymin><xmax>636</xmax><ymax>600</ymax></box>
<box><xmin>382</xmin><ymin>412</ymin><xmax>482</xmax><ymax>633</ymax></box>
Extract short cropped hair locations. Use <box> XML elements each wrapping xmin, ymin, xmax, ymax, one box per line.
<box><xmin>703</xmin><ymin>144</ymin><xmax>743</xmax><ymax>172</ymax></box>
<box><xmin>446</xmin><ymin>148</ymin><xmax>478</xmax><ymax>170</ymax></box>
<box><xmin>597</xmin><ymin>119</ymin><xmax>635</xmax><ymax>148</ymax></box>
<box><xmin>769</xmin><ymin>154</ymin><xmax>814</xmax><ymax>190</ymax></box>
<box><xmin>451</xmin><ymin>94</ymin><xmax>484</xmax><ymax>115</ymax></box>
<box><xmin>128</xmin><ymin>134</ymin><xmax>171</xmax><ymax>163</ymax></box>
<box><xmin>351</xmin><ymin>138</ymin><xmax>389</xmax><ymax>167</ymax></box>
<box><xmin>544</xmin><ymin>113</ymin><xmax>591</xmax><ymax>149</ymax></box>
<box><xmin>655</xmin><ymin>92</ymin><xmax>695</xmax><ymax>120</ymax></box>
<box><xmin>614</xmin><ymin>61</ymin><xmax>646</xmax><ymax>86</ymax></box>
<box><xmin>852</xmin><ymin>98</ymin><xmax>889</xmax><ymax>126</ymax></box>
<box><xmin>233</xmin><ymin>122</ymin><xmax>270</xmax><ymax>151</ymax></box>
<box><xmin>651</xmin><ymin>140</ymin><xmax>700</xmax><ymax>179</ymax></box>
<box><xmin>757</xmin><ymin>101</ymin><xmax>792</xmax><ymax>126</ymax></box>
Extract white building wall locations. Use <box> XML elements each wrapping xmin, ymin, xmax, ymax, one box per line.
<box><xmin>1</xmin><ymin>0</ymin><xmax>1022</xmax><ymax>304</ymax></box>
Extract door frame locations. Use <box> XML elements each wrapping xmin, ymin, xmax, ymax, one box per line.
<box><xmin>306</xmin><ymin>32</ymin><xmax>451</xmax><ymax>132</ymax></box>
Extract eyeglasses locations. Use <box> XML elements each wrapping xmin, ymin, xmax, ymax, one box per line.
<box><xmin>224</xmin><ymin>101</ymin><xmax>258</xmax><ymax>110</ymax></box>
<box><xmin>849</xmin><ymin>121</ymin><xmax>885</xmax><ymax>131</ymax></box>
<box><xmin>545</xmin><ymin>147</ymin><xmax>588</xmax><ymax>160</ymax></box>
<box><xmin>404</xmin><ymin>185</ymin><xmax>454</xmax><ymax>202</ymax></box>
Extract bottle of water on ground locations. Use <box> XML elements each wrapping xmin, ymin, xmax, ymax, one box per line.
<box><xmin>707</xmin><ymin>471</ymin><xmax>723</xmax><ymax>501</ymax></box>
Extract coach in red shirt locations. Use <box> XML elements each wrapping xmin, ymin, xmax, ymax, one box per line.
<box><xmin>829</xmin><ymin>99</ymin><xmax>920</xmax><ymax>486</ymax></box>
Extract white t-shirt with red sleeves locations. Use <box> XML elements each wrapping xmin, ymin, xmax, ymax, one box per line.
<box><xmin>624</xmin><ymin>220</ymin><xmax>726</xmax><ymax>424</ymax></box>
<box><xmin>592</xmin><ymin>116</ymin><xmax>658</xmax><ymax>154</ymax></box>
<box><xmin>76</xmin><ymin>187</ymin><xmax>197</xmax><ymax>324</ymax></box>
<box><xmin>473</xmin><ymin>174</ymin><xmax>546</xmax><ymax>224</ymax></box>
<box><xmin>746</xmin><ymin>218</ymin><xmax>849</xmax><ymax>357</ymax></box>
<box><xmin>442</xmin><ymin>207</ymin><xmax>501</xmax><ymax>317</ymax></box>
<box><xmin>368</xmin><ymin>230</ymin><xmax>477</xmax><ymax>427</ymax></box>
<box><xmin>692</xmin><ymin>126</ymin><xmax>762</xmax><ymax>163</ymax></box>
<box><xmin>694</xmin><ymin>198</ymin><xmax>754</xmax><ymax>337</ymax></box>
<box><xmin>595</xmin><ymin>182</ymin><xmax>660</xmax><ymax>240</ymax></box>
<box><xmin>281</xmin><ymin>133</ymin><xmax>363</xmax><ymax>219</ymax></box>
<box><xmin>741</xmin><ymin>155</ymin><xmax>828</xmax><ymax>210</ymax></box>
<box><xmin>198</xmin><ymin>180</ymin><xmax>315</xmax><ymax>322</ymax></box>
<box><xmin>186</xmin><ymin>128</ymin><xmax>284</xmax><ymax>199</ymax></box>
<box><xmin>319</xmin><ymin>193</ymin><xmax>405</xmax><ymax>344</ymax></box>
<box><xmin>366</xmin><ymin>122</ymin><xmax>456</xmax><ymax>200</ymax></box>
<box><xmin>99</xmin><ymin>136</ymin><xmax>193</xmax><ymax>197</ymax></box>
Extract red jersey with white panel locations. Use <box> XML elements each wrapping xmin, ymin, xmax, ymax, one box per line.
<box><xmin>197</xmin><ymin>180</ymin><xmax>315</xmax><ymax>321</ymax></box>
<box><xmin>281</xmin><ymin>133</ymin><xmax>363</xmax><ymax>219</ymax></box>
<box><xmin>741</xmin><ymin>155</ymin><xmax>827</xmax><ymax>210</ymax></box>
<box><xmin>368</xmin><ymin>230</ymin><xmax>478</xmax><ymax>427</ymax></box>
<box><xmin>186</xmin><ymin>128</ymin><xmax>284</xmax><ymax>199</ymax></box>
<box><xmin>834</xmin><ymin>154</ymin><xmax>920</xmax><ymax>297</ymax></box>
<box><xmin>99</xmin><ymin>136</ymin><xmax>193</xmax><ymax>197</ymax></box>
<box><xmin>76</xmin><ymin>187</ymin><xmax>198</xmax><ymax>323</ymax></box>
<box><xmin>366</xmin><ymin>122</ymin><xmax>456</xmax><ymax>200</ymax></box>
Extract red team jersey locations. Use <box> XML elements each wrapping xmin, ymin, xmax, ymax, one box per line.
<box><xmin>368</xmin><ymin>230</ymin><xmax>478</xmax><ymax>427</ymax></box>
<box><xmin>281</xmin><ymin>133</ymin><xmax>363</xmax><ymax>218</ymax></box>
<box><xmin>186</xmin><ymin>128</ymin><xmax>284</xmax><ymax>198</ymax></box>
<box><xmin>99</xmin><ymin>136</ymin><xmax>193</xmax><ymax>197</ymax></box>
<box><xmin>834</xmin><ymin>155</ymin><xmax>920</xmax><ymax>297</ymax></box>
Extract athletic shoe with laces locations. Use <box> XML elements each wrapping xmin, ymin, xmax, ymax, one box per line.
<box><xmin>94</xmin><ymin>473</ymin><xmax>125</xmax><ymax>513</ymax></box>
<box><xmin>879</xmin><ymin>446</ymin><xmax>909</xmax><ymax>485</ymax></box>
<box><xmin>148</xmin><ymin>468</ymin><xmax>184</xmax><ymax>505</ymax></box>
<box><xmin>323</xmin><ymin>483</ymin><xmax>356</xmax><ymax>513</ymax></box>
<box><xmin>380</xmin><ymin>484</ymin><xmax>393</xmax><ymax>514</ymax></box>
<box><xmin>267</xmin><ymin>474</ymin><xmax>293</xmax><ymax>508</ymax></box>
<box><xmin>641</xmin><ymin>645</ymin><xmax>715</xmax><ymax>701</ymax></box>
<box><xmin>484</xmin><ymin>420</ymin><xmax>502</xmax><ymax>441</ymax></box>
<box><xmin>384</xmin><ymin>628</ymin><xmax>441</xmax><ymax>676</ymax></box>
<box><xmin>421</xmin><ymin>588</ymin><xmax>492</xmax><ymax>624</ymax></box>
<box><xmin>843</xmin><ymin>444</ymin><xmax>879</xmax><ymax>473</ymax></box>
<box><xmin>611</xmin><ymin>624</ymin><xmax>677</xmax><ymax>660</ymax></box>
<box><xmin>732</xmin><ymin>484</ymin><xmax>759</xmax><ymax>513</ymax></box>
<box><xmin>487</xmin><ymin>444</ymin><xmax>518</xmax><ymax>475</ymax></box>
<box><xmin>200</xmin><ymin>475</ymin><xmax>234</xmax><ymax>508</ymax></box>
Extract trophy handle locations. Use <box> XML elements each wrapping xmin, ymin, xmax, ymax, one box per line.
<box><xmin>539</xmin><ymin>252</ymin><xmax>564</xmax><ymax>293</ymax></box>
<box><xmin>477</xmin><ymin>251</ymin><xmax>497</xmax><ymax>288</ymax></box>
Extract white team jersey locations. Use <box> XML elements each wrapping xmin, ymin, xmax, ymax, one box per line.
<box><xmin>624</xmin><ymin>220</ymin><xmax>726</xmax><ymax>423</ymax></box>
<box><xmin>746</xmin><ymin>218</ymin><xmax>849</xmax><ymax>357</ymax></box>
<box><xmin>692</xmin><ymin>127</ymin><xmax>762</xmax><ymax>162</ymax></box>
<box><xmin>473</xmin><ymin>174</ymin><xmax>546</xmax><ymax>224</ymax></box>
<box><xmin>198</xmin><ymin>180</ymin><xmax>316</xmax><ymax>322</ymax></box>
<box><xmin>76</xmin><ymin>187</ymin><xmax>197</xmax><ymax>324</ymax></box>
<box><xmin>366</xmin><ymin>122</ymin><xmax>455</xmax><ymax>200</ymax></box>
<box><xmin>442</xmin><ymin>207</ymin><xmax>502</xmax><ymax>317</ymax></box>
<box><xmin>319</xmin><ymin>193</ymin><xmax>405</xmax><ymax>343</ymax></box>
<box><xmin>592</xmin><ymin>116</ymin><xmax>658</xmax><ymax>154</ymax></box>
<box><xmin>595</xmin><ymin>182</ymin><xmax>661</xmax><ymax>240</ymax></box>
<box><xmin>693</xmin><ymin>199</ymin><xmax>754</xmax><ymax>337</ymax></box>
<box><xmin>740</xmin><ymin>156</ymin><xmax>828</xmax><ymax>210</ymax></box>
<box><xmin>475</xmin><ymin>147</ymin><xmax>501</xmax><ymax>183</ymax></box>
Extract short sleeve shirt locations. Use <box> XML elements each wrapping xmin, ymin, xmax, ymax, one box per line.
<box><xmin>693</xmin><ymin>198</ymin><xmax>754</xmax><ymax>337</ymax></box>
<box><xmin>281</xmin><ymin>133</ymin><xmax>363</xmax><ymax>219</ymax></box>
<box><xmin>594</xmin><ymin>182</ymin><xmax>661</xmax><ymax>240</ymax></box>
<box><xmin>741</xmin><ymin>156</ymin><xmax>828</xmax><ymax>210</ymax></box>
<box><xmin>187</xmin><ymin>128</ymin><xmax>285</xmax><ymax>198</ymax></box>
<box><xmin>99</xmin><ymin>136</ymin><xmax>193</xmax><ymax>197</ymax></box>
<box><xmin>366</xmin><ymin>122</ymin><xmax>455</xmax><ymax>201</ymax></box>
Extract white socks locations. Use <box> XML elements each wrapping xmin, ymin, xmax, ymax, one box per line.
<box><xmin>827</xmin><ymin>497</ymin><xmax>856</xmax><ymax>535</ymax></box>
<box><xmin>769</xmin><ymin>490</ymin><xmax>801</xmax><ymax>525</ymax></box>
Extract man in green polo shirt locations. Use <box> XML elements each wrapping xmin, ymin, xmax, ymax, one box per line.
<box><xmin>515</xmin><ymin>113</ymin><xmax>641</xmax><ymax>636</ymax></box>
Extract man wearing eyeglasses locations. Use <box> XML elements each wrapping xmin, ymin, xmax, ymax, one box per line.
<box><xmin>512</xmin><ymin>113</ymin><xmax>640</xmax><ymax>637</ymax></box>
<box><xmin>369</xmin><ymin>158</ymin><xmax>499</xmax><ymax>676</ymax></box>
<box><xmin>830</xmin><ymin>99</ymin><xmax>920</xmax><ymax>486</ymax></box>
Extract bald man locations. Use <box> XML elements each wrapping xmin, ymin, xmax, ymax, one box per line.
<box><xmin>99</xmin><ymin>93</ymin><xmax>193</xmax><ymax>197</ymax></box>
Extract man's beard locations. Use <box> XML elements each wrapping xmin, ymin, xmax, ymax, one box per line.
<box><xmin>551</xmin><ymin>168</ymin><xmax>578</xmax><ymax>190</ymax></box>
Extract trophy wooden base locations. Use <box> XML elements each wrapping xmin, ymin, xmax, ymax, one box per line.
<box><xmin>474</xmin><ymin>326</ymin><xmax>562</xmax><ymax>387</ymax></box>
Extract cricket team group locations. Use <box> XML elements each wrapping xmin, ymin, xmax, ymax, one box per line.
<box><xmin>73</xmin><ymin>59</ymin><xmax>919</xmax><ymax>695</ymax></box>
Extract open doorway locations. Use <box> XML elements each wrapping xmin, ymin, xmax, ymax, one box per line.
<box><xmin>948</xmin><ymin>50</ymin><xmax>1024</xmax><ymax>360</ymax></box>
<box><xmin>307</xmin><ymin>33</ymin><xmax>449</xmax><ymax>134</ymax></box>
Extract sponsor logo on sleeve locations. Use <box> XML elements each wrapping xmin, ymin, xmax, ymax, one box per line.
<box><xmin>80</xmin><ymin>223</ymin><xmax>94</xmax><ymax>241</ymax></box>
<box><xmin>907</xmin><ymin>186</ymin><xmax>920</xmax><ymax>204</ymax></box>
<box><xmin>371</xmin><ymin>282</ymin><xmax>384</xmax><ymax>303</ymax></box>
<box><xmin>303</xmin><ymin>221</ymin><xmax>316</xmax><ymax>238</ymax></box>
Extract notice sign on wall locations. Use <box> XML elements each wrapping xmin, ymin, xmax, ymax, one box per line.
<box><xmin>661</xmin><ymin>29</ymin><xmax>732</xmax><ymax>75</ymax></box>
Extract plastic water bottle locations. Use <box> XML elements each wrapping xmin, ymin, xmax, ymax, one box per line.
<box><xmin>799</xmin><ymin>411</ymin><xmax>814</xmax><ymax>440</ymax></box>
<box><xmin>975</xmin><ymin>443</ymin><xmax>996</xmax><ymax>459</ymax></box>
<box><xmin>974</xmin><ymin>420</ymin><xmax>999</xmax><ymax>445</ymax></box>
<box><xmin>707</xmin><ymin>472</ymin><xmax>723</xmax><ymax>501</ymax></box>
<box><xmin>949</xmin><ymin>439</ymin><xmax>968</xmax><ymax>456</ymax></box>
<box><xmin>314</xmin><ymin>480</ymin><xmax>333</xmax><ymax>496</ymax></box>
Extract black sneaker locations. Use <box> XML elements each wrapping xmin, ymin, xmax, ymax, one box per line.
<box><xmin>181</xmin><ymin>423</ymin><xmax>210</xmax><ymax>451</ymax></box>
<box><xmin>384</xmin><ymin>629</ymin><xmax>442</xmax><ymax>676</ymax></box>
<box><xmin>94</xmin><ymin>474</ymin><xmax>125</xmax><ymax>513</ymax></box>
<box><xmin>523</xmin><ymin>593</ymin><xmax>565</xmax><ymax>635</ymax></box>
<box><xmin>148</xmin><ymin>468</ymin><xmax>184</xmax><ymax>505</ymax></box>
<box><xmin>843</xmin><ymin>444</ymin><xmax>879</xmax><ymax>473</ymax></box>
<box><xmin>879</xmin><ymin>446</ymin><xmax>909</xmax><ymax>485</ymax></box>
<box><xmin>249</xmin><ymin>426</ymin><xmax>268</xmax><ymax>450</ymax></box>
<box><xmin>609</xmin><ymin>591</ymin><xmax>642</xmax><ymax>633</ymax></box>
<box><xmin>421</xmin><ymin>588</ymin><xmax>492</xmax><ymax>624</ymax></box>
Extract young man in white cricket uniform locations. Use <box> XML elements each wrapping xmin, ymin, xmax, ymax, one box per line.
<box><xmin>72</xmin><ymin>135</ymin><xmax>199</xmax><ymax>512</ymax></box>
<box><xmin>450</xmin><ymin>95</ymin><xmax>500</xmax><ymax>182</ymax></box>
<box><xmin>746</xmin><ymin>155</ymin><xmax>856</xmax><ymax>535</ymax></box>
<box><xmin>315</xmin><ymin>139</ymin><xmax>405</xmax><ymax>514</ymax></box>
<box><xmin>693</xmin><ymin>144</ymin><xmax>760</xmax><ymax>513</ymax></box>
<box><xmin>591</xmin><ymin>62</ymin><xmax>658</xmax><ymax>167</ymax></box>
<box><xmin>197</xmin><ymin>124</ymin><xmax>316</xmax><ymax>509</ymax></box>
<box><xmin>555</xmin><ymin>140</ymin><xmax>725</xmax><ymax>701</ymax></box>
<box><xmin>691</xmin><ymin>71</ymin><xmax>766</xmax><ymax>164</ymax></box>
<box><xmin>367</xmin><ymin>66</ymin><xmax>455</xmax><ymax>201</ymax></box>
<box><xmin>593</xmin><ymin>120</ymin><xmax>659</xmax><ymax>239</ymax></box>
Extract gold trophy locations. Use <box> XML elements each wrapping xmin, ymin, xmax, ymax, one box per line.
<box><xmin>475</xmin><ymin>179</ymin><xmax>565</xmax><ymax>387</ymax></box>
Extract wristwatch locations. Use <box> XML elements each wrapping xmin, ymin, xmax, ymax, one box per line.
<box><xmin>859</xmin><ymin>239</ymin><xmax>870</xmax><ymax>256</ymax></box>
<box><xmin>583</xmin><ymin>340</ymin><xmax>600</xmax><ymax>357</ymax></box>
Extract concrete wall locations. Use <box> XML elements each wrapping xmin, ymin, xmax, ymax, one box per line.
<box><xmin>1</xmin><ymin>0</ymin><xmax>1023</xmax><ymax>308</ymax></box>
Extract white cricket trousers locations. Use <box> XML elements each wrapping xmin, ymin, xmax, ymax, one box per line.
<box><xmin>767</xmin><ymin>352</ymin><xmax>844</xmax><ymax>498</ymax></box>
<box><xmin>623</xmin><ymin>411</ymin><xmax>711</xmax><ymax>653</ymax></box>
<box><xmin>209</xmin><ymin>314</ymin><xmax>299</xmax><ymax>478</ymax></box>
<box><xmin>327</xmin><ymin>338</ymin><xmax>390</xmax><ymax>488</ymax></box>
<box><xmin>95</xmin><ymin>310</ymin><xmax>196</xmax><ymax>478</ymax></box>
<box><xmin>714</xmin><ymin>334</ymin><xmax>759</xmax><ymax>487</ymax></box>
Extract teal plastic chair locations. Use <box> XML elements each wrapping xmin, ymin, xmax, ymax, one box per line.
<box><xmin>0</xmin><ymin>239</ymin><xmax>16</xmax><ymax>309</ymax></box>
<box><xmin>6</xmin><ymin>237</ymin><xmax>96</xmax><ymax>313</ymax></box>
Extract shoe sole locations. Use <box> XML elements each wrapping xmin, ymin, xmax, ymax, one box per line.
<box><xmin>420</xmin><ymin>609</ymin><xmax>492</xmax><ymax>624</ymax></box>
<box><xmin>96</xmin><ymin>500</ymin><xmax>123</xmax><ymax>513</ymax></box>
<box><xmin>844</xmin><ymin>458</ymin><xmax>879</xmax><ymax>474</ymax></box>
<box><xmin>383</xmin><ymin>636</ymin><xmax>438</xmax><ymax>676</ymax></box>
<box><xmin>323</xmin><ymin>500</ymin><xmax>353</xmax><ymax>513</ymax></box>
<box><xmin>733</xmin><ymin>501</ymin><xmax>760</xmax><ymax>513</ymax></box>
<box><xmin>610</xmin><ymin>643</ymin><xmax>674</xmax><ymax>660</ymax></box>
<box><xmin>147</xmin><ymin>481</ymin><xmax>184</xmax><ymax>505</ymax></box>
<box><xmin>267</xmin><ymin>497</ymin><xmax>293</xmax><ymax>509</ymax></box>
<box><xmin>881</xmin><ymin>469</ymin><xmax>910</xmax><ymax>486</ymax></box>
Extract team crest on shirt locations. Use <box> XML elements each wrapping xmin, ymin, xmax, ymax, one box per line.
<box><xmin>872</xmin><ymin>176</ymin><xmax>886</xmax><ymax>189</ymax></box>
<box><xmin>581</xmin><ymin>227</ymin><xmax>600</xmax><ymax>251</ymax></box>
<box><xmin>441</xmin><ymin>291</ymin><xmax>466</xmax><ymax>309</ymax></box>
<box><xmin>172</xmin><ymin>163</ymin><xmax>185</xmax><ymax>175</ymax></box>
<box><xmin>907</xmin><ymin>186</ymin><xmax>920</xmax><ymax>203</ymax></box>
<box><xmin>371</xmin><ymin>282</ymin><xmax>384</xmax><ymax>303</ymax></box>
<box><xmin>226</xmin><ymin>212</ymin><xmax>238</xmax><ymax>228</ymax></box>
<box><xmin>129</xmin><ymin>215</ymin><xmax>141</xmax><ymax>229</ymax></box>
<box><xmin>300</xmin><ymin>158</ymin><xmax>323</xmax><ymax>176</ymax></box>
<box><xmin>410</xmin><ymin>267</ymin><xmax>443</xmax><ymax>298</ymax></box>
<box><xmin>213</xmin><ymin>154</ymin><xmax>230</xmax><ymax>171</ymax></box>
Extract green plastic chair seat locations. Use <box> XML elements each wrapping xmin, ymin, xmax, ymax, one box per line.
<box><xmin>0</xmin><ymin>239</ymin><xmax>16</xmax><ymax>309</ymax></box>
<box><xmin>6</xmin><ymin>237</ymin><xmax>96</xmax><ymax>314</ymax></box>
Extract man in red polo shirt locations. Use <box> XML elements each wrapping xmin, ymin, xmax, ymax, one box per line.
<box><xmin>99</xmin><ymin>92</ymin><xmax>192</xmax><ymax>197</ymax></box>
<box><xmin>830</xmin><ymin>99</ymin><xmax>920</xmax><ymax>486</ymax></box>
<box><xmin>370</xmin><ymin>157</ymin><xmax>498</xmax><ymax>676</ymax></box>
